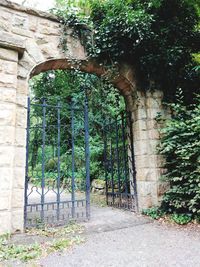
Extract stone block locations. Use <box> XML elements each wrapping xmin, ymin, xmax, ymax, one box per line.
<box><xmin>0</xmin><ymin>191</ymin><xmax>10</xmax><ymax>211</ymax></box>
<box><xmin>26</xmin><ymin>39</ymin><xmax>44</xmax><ymax>63</ymax></box>
<box><xmin>138</xmin><ymin>181</ymin><xmax>158</xmax><ymax>197</ymax></box>
<box><xmin>15</xmin><ymin>127</ymin><xmax>26</xmax><ymax>147</ymax></box>
<box><xmin>0</xmin><ymin>125</ymin><xmax>15</xmax><ymax>145</ymax></box>
<box><xmin>12</xmin><ymin>14</ymin><xmax>29</xmax><ymax>30</ymax></box>
<box><xmin>134</xmin><ymin>130</ymin><xmax>148</xmax><ymax>141</ymax></box>
<box><xmin>18</xmin><ymin>52</ymin><xmax>35</xmax><ymax>79</ymax></box>
<box><xmin>12</xmin><ymin>27</ymin><xmax>33</xmax><ymax>38</ymax></box>
<box><xmin>0</xmin><ymin>73</ymin><xmax>17</xmax><ymax>88</ymax></box>
<box><xmin>11</xmin><ymin>209</ymin><xmax>24</xmax><ymax>233</ymax></box>
<box><xmin>0</xmin><ymin>60</ymin><xmax>17</xmax><ymax>75</ymax></box>
<box><xmin>135</xmin><ymin>155</ymin><xmax>158</xmax><ymax>169</ymax></box>
<box><xmin>148</xmin><ymin>129</ymin><xmax>160</xmax><ymax>140</ymax></box>
<box><xmin>16</xmin><ymin>93</ymin><xmax>27</xmax><ymax>107</ymax></box>
<box><xmin>0</xmin><ymin>88</ymin><xmax>16</xmax><ymax>103</ymax></box>
<box><xmin>16</xmin><ymin>106</ymin><xmax>27</xmax><ymax>127</ymax></box>
<box><xmin>40</xmin><ymin>43</ymin><xmax>60</xmax><ymax>59</ymax></box>
<box><xmin>0</xmin><ymin>211</ymin><xmax>11</xmax><ymax>234</ymax></box>
<box><xmin>12</xmin><ymin>189</ymin><xmax>24</xmax><ymax>209</ymax></box>
<box><xmin>146</xmin><ymin>97</ymin><xmax>162</xmax><ymax>109</ymax></box>
<box><xmin>39</xmin><ymin>24</ymin><xmax>60</xmax><ymax>36</ymax></box>
<box><xmin>0</xmin><ymin>146</ymin><xmax>15</xmax><ymax>167</ymax></box>
<box><xmin>0</xmin><ymin>103</ymin><xmax>16</xmax><ymax>126</ymax></box>
<box><xmin>134</xmin><ymin>120</ymin><xmax>147</xmax><ymax>132</ymax></box>
<box><xmin>17</xmin><ymin>79</ymin><xmax>28</xmax><ymax>95</ymax></box>
<box><xmin>14</xmin><ymin>147</ymin><xmax>26</xmax><ymax>168</ymax></box>
<box><xmin>0</xmin><ymin>31</ymin><xmax>25</xmax><ymax>55</ymax></box>
<box><xmin>136</xmin><ymin>168</ymin><xmax>162</xmax><ymax>182</ymax></box>
<box><xmin>13</xmin><ymin>167</ymin><xmax>25</xmax><ymax>189</ymax></box>
<box><xmin>0</xmin><ymin>48</ymin><xmax>18</xmax><ymax>62</ymax></box>
<box><xmin>137</xmin><ymin>181</ymin><xmax>159</xmax><ymax>209</ymax></box>
<box><xmin>0</xmin><ymin>19</ymin><xmax>10</xmax><ymax>32</ymax></box>
<box><xmin>0</xmin><ymin>8</ymin><xmax>12</xmax><ymax>21</ymax></box>
<box><xmin>0</xmin><ymin>168</ymin><xmax>12</xmax><ymax>190</ymax></box>
<box><xmin>29</xmin><ymin>16</ymin><xmax>38</xmax><ymax>32</ymax></box>
<box><xmin>134</xmin><ymin>140</ymin><xmax>150</xmax><ymax>156</ymax></box>
<box><xmin>136</xmin><ymin>108</ymin><xmax>147</xmax><ymax>120</ymax></box>
<box><xmin>147</xmin><ymin>119</ymin><xmax>158</xmax><ymax>130</ymax></box>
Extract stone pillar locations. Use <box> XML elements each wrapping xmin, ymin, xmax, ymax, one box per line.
<box><xmin>11</xmin><ymin>77</ymin><xmax>28</xmax><ymax>233</ymax></box>
<box><xmin>133</xmin><ymin>90</ymin><xmax>166</xmax><ymax>210</ymax></box>
<box><xmin>0</xmin><ymin>48</ymin><xmax>18</xmax><ymax>234</ymax></box>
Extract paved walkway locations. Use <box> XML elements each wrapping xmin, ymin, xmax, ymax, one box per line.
<box><xmin>40</xmin><ymin>205</ymin><xmax>200</xmax><ymax>267</ymax></box>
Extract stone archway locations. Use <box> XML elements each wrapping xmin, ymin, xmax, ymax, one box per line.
<box><xmin>0</xmin><ymin>0</ymin><xmax>166</xmax><ymax>233</ymax></box>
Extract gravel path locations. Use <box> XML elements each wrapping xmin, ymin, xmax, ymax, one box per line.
<box><xmin>40</xmin><ymin>205</ymin><xmax>200</xmax><ymax>267</ymax></box>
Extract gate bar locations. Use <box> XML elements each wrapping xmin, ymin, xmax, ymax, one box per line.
<box><xmin>57</xmin><ymin>101</ymin><xmax>61</xmax><ymax>221</ymax></box>
<box><xmin>84</xmin><ymin>91</ymin><xmax>90</xmax><ymax>219</ymax></box>
<box><xmin>24</xmin><ymin>97</ymin><xmax>31</xmax><ymax>228</ymax></box>
<box><xmin>128</xmin><ymin>112</ymin><xmax>138</xmax><ymax>211</ymax></box>
<box><xmin>121</xmin><ymin>113</ymin><xmax>128</xmax><ymax>194</ymax></box>
<box><xmin>41</xmin><ymin>98</ymin><xmax>46</xmax><ymax>222</ymax></box>
<box><xmin>103</xmin><ymin>126</ymin><xmax>108</xmax><ymax>205</ymax></box>
<box><xmin>71</xmin><ymin>102</ymin><xmax>75</xmax><ymax>218</ymax></box>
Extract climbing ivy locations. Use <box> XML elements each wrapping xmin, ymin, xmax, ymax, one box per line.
<box><xmin>52</xmin><ymin>0</ymin><xmax>200</xmax><ymax>102</ymax></box>
<box><xmin>158</xmin><ymin>90</ymin><xmax>200</xmax><ymax>218</ymax></box>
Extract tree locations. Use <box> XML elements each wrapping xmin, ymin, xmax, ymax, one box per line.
<box><xmin>56</xmin><ymin>0</ymin><xmax>200</xmax><ymax>102</ymax></box>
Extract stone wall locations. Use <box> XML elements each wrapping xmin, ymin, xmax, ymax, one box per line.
<box><xmin>0</xmin><ymin>0</ymin><xmax>166</xmax><ymax>233</ymax></box>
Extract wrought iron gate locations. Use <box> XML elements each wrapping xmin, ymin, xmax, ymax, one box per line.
<box><xmin>103</xmin><ymin>112</ymin><xmax>138</xmax><ymax>211</ymax></box>
<box><xmin>24</xmin><ymin>96</ymin><xmax>90</xmax><ymax>228</ymax></box>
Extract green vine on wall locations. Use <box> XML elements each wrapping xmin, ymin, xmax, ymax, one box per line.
<box><xmin>52</xmin><ymin>0</ymin><xmax>200</xmax><ymax>102</ymax></box>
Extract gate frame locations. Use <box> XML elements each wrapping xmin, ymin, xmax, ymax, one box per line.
<box><xmin>103</xmin><ymin>112</ymin><xmax>139</xmax><ymax>212</ymax></box>
<box><xmin>24</xmin><ymin>94</ymin><xmax>90</xmax><ymax>228</ymax></box>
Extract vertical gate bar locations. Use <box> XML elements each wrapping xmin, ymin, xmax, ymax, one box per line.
<box><xmin>24</xmin><ymin>97</ymin><xmax>31</xmax><ymax>228</ymax></box>
<box><xmin>103</xmin><ymin>125</ymin><xmax>109</xmax><ymax>205</ymax></box>
<box><xmin>84</xmin><ymin>92</ymin><xmax>90</xmax><ymax>219</ymax></box>
<box><xmin>115</xmin><ymin>116</ymin><xmax>121</xmax><ymax>205</ymax></box>
<box><xmin>110</xmin><ymin>126</ymin><xmax>115</xmax><ymax>205</ymax></box>
<box><xmin>71</xmin><ymin>103</ymin><xmax>75</xmax><ymax>218</ymax></box>
<box><xmin>41</xmin><ymin>98</ymin><xmax>46</xmax><ymax>223</ymax></box>
<box><xmin>121</xmin><ymin>113</ymin><xmax>128</xmax><ymax>194</ymax></box>
<box><xmin>128</xmin><ymin>112</ymin><xmax>138</xmax><ymax>211</ymax></box>
<box><xmin>57</xmin><ymin>101</ymin><xmax>61</xmax><ymax>221</ymax></box>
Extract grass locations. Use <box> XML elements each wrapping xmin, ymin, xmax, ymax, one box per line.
<box><xmin>0</xmin><ymin>222</ymin><xmax>85</xmax><ymax>263</ymax></box>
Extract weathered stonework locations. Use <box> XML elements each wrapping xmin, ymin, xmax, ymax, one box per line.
<box><xmin>0</xmin><ymin>0</ymin><xmax>167</xmax><ymax>234</ymax></box>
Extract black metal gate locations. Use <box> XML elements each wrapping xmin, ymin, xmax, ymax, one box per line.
<box><xmin>24</xmin><ymin>96</ymin><xmax>90</xmax><ymax>228</ymax></box>
<box><xmin>103</xmin><ymin>112</ymin><xmax>138</xmax><ymax>211</ymax></box>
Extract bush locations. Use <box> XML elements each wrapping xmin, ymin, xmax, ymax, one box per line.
<box><xmin>159</xmin><ymin>91</ymin><xmax>200</xmax><ymax>218</ymax></box>
<box><xmin>142</xmin><ymin>207</ymin><xmax>165</xmax><ymax>220</ymax></box>
<box><xmin>171</xmin><ymin>213</ymin><xmax>192</xmax><ymax>225</ymax></box>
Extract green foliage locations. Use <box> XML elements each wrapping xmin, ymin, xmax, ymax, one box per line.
<box><xmin>142</xmin><ymin>207</ymin><xmax>165</xmax><ymax>219</ymax></box>
<box><xmin>0</xmin><ymin>223</ymin><xmax>85</xmax><ymax>263</ymax></box>
<box><xmin>171</xmin><ymin>213</ymin><xmax>192</xmax><ymax>225</ymax></box>
<box><xmin>0</xmin><ymin>234</ymin><xmax>42</xmax><ymax>262</ymax></box>
<box><xmin>54</xmin><ymin>0</ymin><xmax>200</xmax><ymax>101</ymax></box>
<box><xmin>159</xmin><ymin>90</ymin><xmax>200</xmax><ymax>217</ymax></box>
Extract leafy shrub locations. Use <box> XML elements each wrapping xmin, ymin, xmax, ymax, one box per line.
<box><xmin>142</xmin><ymin>207</ymin><xmax>165</xmax><ymax>219</ymax></box>
<box><xmin>56</xmin><ymin>0</ymin><xmax>200</xmax><ymax>100</ymax></box>
<box><xmin>171</xmin><ymin>213</ymin><xmax>192</xmax><ymax>225</ymax></box>
<box><xmin>159</xmin><ymin>91</ymin><xmax>200</xmax><ymax>218</ymax></box>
